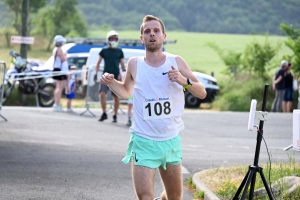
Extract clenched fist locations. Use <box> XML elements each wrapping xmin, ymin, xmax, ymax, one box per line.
<box><xmin>100</xmin><ymin>73</ymin><xmax>115</xmax><ymax>86</ymax></box>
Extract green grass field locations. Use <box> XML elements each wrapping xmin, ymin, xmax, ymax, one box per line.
<box><xmin>0</xmin><ymin>29</ymin><xmax>292</xmax><ymax>80</ymax></box>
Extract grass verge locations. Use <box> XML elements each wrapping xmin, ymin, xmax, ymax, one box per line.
<box><xmin>197</xmin><ymin>153</ymin><xmax>300</xmax><ymax>200</ymax></box>
<box><xmin>185</xmin><ymin>177</ymin><xmax>205</xmax><ymax>200</ymax></box>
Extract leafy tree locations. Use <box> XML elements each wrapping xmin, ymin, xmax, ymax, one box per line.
<box><xmin>4</xmin><ymin>0</ymin><xmax>46</xmax><ymax>34</ymax></box>
<box><xmin>1</xmin><ymin>0</ymin><xmax>300</xmax><ymax>35</ymax></box>
<box><xmin>280</xmin><ymin>23</ymin><xmax>300</xmax><ymax>77</ymax></box>
<box><xmin>33</xmin><ymin>0</ymin><xmax>87</xmax><ymax>51</ymax></box>
<box><xmin>206</xmin><ymin>42</ymin><xmax>242</xmax><ymax>76</ymax></box>
<box><xmin>242</xmin><ymin>39</ymin><xmax>280</xmax><ymax>81</ymax></box>
<box><xmin>207</xmin><ymin>38</ymin><xmax>280</xmax><ymax>81</ymax></box>
<box><xmin>75</xmin><ymin>0</ymin><xmax>300</xmax><ymax>35</ymax></box>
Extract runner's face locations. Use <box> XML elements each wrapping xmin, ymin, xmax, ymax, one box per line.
<box><xmin>140</xmin><ymin>20</ymin><xmax>166</xmax><ymax>52</ymax></box>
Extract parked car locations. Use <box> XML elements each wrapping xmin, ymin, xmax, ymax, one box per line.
<box><xmin>184</xmin><ymin>71</ymin><xmax>219</xmax><ymax>108</ymax></box>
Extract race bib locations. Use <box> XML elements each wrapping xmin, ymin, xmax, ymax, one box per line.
<box><xmin>143</xmin><ymin>97</ymin><xmax>173</xmax><ymax>120</ymax></box>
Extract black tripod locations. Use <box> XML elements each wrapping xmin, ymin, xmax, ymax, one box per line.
<box><xmin>233</xmin><ymin>84</ymin><xmax>275</xmax><ymax>200</ymax></box>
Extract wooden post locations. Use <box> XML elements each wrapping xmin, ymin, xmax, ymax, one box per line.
<box><xmin>20</xmin><ymin>0</ymin><xmax>29</xmax><ymax>59</ymax></box>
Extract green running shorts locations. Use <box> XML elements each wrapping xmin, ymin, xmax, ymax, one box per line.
<box><xmin>122</xmin><ymin>133</ymin><xmax>182</xmax><ymax>170</ymax></box>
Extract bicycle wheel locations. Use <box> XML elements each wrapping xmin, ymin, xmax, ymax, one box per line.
<box><xmin>37</xmin><ymin>83</ymin><xmax>55</xmax><ymax>107</ymax></box>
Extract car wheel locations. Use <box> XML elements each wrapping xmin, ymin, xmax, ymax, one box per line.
<box><xmin>184</xmin><ymin>91</ymin><xmax>201</xmax><ymax>108</ymax></box>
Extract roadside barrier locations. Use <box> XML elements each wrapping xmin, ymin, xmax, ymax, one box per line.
<box><xmin>1</xmin><ymin>65</ymin><xmax>126</xmax><ymax>116</ymax></box>
<box><xmin>4</xmin><ymin>69</ymin><xmax>83</xmax><ymax>107</ymax></box>
<box><xmin>80</xmin><ymin>66</ymin><xmax>127</xmax><ymax>117</ymax></box>
<box><xmin>5</xmin><ymin>69</ymin><xmax>83</xmax><ymax>81</ymax></box>
<box><xmin>0</xmin><ymin>61</ymin><xmax>8</xmax><ymax>121</ymax></box>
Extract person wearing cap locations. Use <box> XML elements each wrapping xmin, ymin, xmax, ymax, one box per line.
<box><xmin>94</xmin><ymin>30</ymin><xmax>126</xmax><ymax>123</ymax></box>
<box><xmin>271</xmin><ymin>60</ymin><xmax>289</xmax><ymax>112</ymax></box>
<box><xmin>66</xmin><ymin>64</ymin><xmax>77</xmax><ymax>113</ymax></box>
<box><xmin>52</xmin><ymin>35</ymin><xmax>69</xmax><ymax>112</ymax></box>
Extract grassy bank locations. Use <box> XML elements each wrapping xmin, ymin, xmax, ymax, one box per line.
<box><xmin>197</xmin><ymin>155</ymin><xmax>300</xmax><ymax>200</ymax></box>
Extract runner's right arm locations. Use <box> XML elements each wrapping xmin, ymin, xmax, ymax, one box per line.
<box><xmin>100</xmin><ymin>57</ymin><xmax>136</xmax><ymax>99</ymax></box>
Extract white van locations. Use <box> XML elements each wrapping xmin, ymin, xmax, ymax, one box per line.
<box><xmin>82</xmin><ymin>48</ymin><xmax>146</xmax><ymax>87</ymax></box>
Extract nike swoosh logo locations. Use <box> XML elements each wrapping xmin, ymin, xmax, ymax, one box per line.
<box><xmin>162</xmin><ymin>72</ymin><xmax>168</xmax><ymax>75</ymax></box>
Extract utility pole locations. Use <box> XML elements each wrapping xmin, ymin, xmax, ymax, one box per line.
<box><xmin>20</xmin><ymin>0</ymin><xmax>29</xmax><ymax>59</ymax></box>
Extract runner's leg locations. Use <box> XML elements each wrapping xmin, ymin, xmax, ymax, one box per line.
<box><xmin>100</xmin><ymin>91</ymin><xmax>107</xmax><ymax>113</ymax></box>
<box><xmin>132</xmin><ymin>162</ymin><xmax>156</xmax><ymax>200</ymax></box>
<box><xmin>113</xmin><ymin>95</ymin><xmax>119</xmax><ymax>116</ymax></box>
<box><xmin>158</xmin><ymin>164</ymin><xmax>182</xmax><ymax>200</ymax></box>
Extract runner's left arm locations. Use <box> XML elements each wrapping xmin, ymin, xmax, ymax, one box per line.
<box><xmin>168</xmin><ymin>56</ymin><xmax>206</xmax><ymax>99</ymax></box>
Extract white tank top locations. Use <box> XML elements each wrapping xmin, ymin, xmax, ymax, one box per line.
<box><xmin>53</xmin><ymin>47</ymin><xmax>68</xmax><ymax>71</ymax></box>
<box><xmin>129</xmin><ymin>52</ymin><xmax>185</xmax><ymax>141</ymax></box>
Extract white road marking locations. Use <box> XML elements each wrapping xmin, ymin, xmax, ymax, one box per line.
<box><xmin>181</xmin><ymin>165</ymin><xmax>190</xmax><ymax>174</ymax></box>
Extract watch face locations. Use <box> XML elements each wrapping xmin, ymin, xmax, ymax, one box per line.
<box><xmin>188</xmin><ymin>78</ymin><xmax>193</xmax><ymax>85</ymax></box>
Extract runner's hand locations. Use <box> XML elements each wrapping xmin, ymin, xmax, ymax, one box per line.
<box><xmin>100</xmin><ymin>73</ymin><xmax>115</xmax><ymax>86</ymax></box>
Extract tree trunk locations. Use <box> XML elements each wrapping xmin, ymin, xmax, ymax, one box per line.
<box><xmin>47</xmin><ymin>37</ymin><xmax>54</xmax><ymax>51</ymax></box>
<box><xmin>20</xmin><ymin>0</ymin><xmax>29</xmax><ymax>59</ymax></box>
<box><xmin>4</xmin><ymin>31</ymin><xmax>11</xmax><ymax>48</ymax></box>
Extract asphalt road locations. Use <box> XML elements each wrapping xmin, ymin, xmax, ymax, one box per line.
<box><xmin>0</xmin><ymin>107</ymin><xmax>299</xmax><ymax>200</ymax></box>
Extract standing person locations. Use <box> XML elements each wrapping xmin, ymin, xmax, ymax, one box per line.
<box><xmin>121</xmin><ymin>70</ymin><xmax>134</xmax><ymax>126</ymax></box>
<box><xmin>298</xmin><ymin>77</ymin><xmax>300</xmax><ymax>109</ymax></box>
<box><xmin>66</xmin><ymin>65</ymin><xmax>77</xmax><ymax>113</ymax></box>
<box><xmin>126</xmin><ymin>95</ymin><xmax>133</xmax><ymax>126</ymax></box>
<box><xmin>52</xmin><ymin>35</ymin><xmax>69</xmax><ymax>112</ymax></box>
<box><xmin>271</xmin><ymin>60</ymin><xmax>288</xmax><ymax>112</ymax></box>
<box><xmin>94</xmin><ymin>30</ymin><xmax>126</xmax><ymax>122</ymax></box>
<box><xmin>282</xmin><ymin>63</ymin><xmax>296</xmax><ymax>112</ymax></box>
<box><xmin>100</xmin><ymin>15</ymin><xmax>206</xmax><ymax>200</ymax></box>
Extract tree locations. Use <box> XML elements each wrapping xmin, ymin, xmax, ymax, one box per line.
<box><xmin>242</xmin><ymin>39</ymin><xmax>280</xmax><ymax>81</ymax></box>
<box><xmin>206</xmin><ymin>42</ymin><xmax>242</xmax><ymax>77</ymax></box>
<box><xmin>207</xmin><ymin>38</ymin><xmax>280</xmax><ymax>81</ymax></box>
<box><xmin>20</xmin><ymin>0</ymin><xmax>29</xmax><ymax>58</ymax></box>
<box><xmin>4</xmin><ymin>0</ymin><xmax>46</xmax><ymax>34</ymax></box>
<box><xmin>280</xmin><ymin>23</ymin><xmax>300</xmax><ymax>77</ymax></box>
<box><xmin>34</xmin><ymin>0</ymin><xmax>87</xmax><ymax>51</ymax></box>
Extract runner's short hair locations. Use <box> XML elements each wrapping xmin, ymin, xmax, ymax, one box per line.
<box><xmin>140</xmin><ymin>15</ymin><xmax>165</xmax><ymax>35</ymax></box>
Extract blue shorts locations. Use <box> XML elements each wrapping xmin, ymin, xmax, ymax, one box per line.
<box><xmin>284</xmin><ymin>88</ymin><xmax>294</xmax><ymax>101</ymax></box>
<box><xmin>66</xmin><ymin>91</ymin><xmax>75</xmax><ymax>99</ymax></box>
<box><xmin>122</xmin><ymin>133</ymin><xmax>182</xmax><ymax>170</ymax></box>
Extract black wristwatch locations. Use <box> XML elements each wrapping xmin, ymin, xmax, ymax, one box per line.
<box><xmin>187</xmin><ymin>78</ymin><xmax>193</xmax><ymax>86</ymax></box>
<box><xmin>183</xmin><ymin>78</ymin><xmax>193</xmax><ymax>91</ymax></box>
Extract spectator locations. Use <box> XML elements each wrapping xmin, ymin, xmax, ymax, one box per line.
<box><xmin>282</xmin><ymin>63</ymin><xmax>295</xmax><ymax>112</ymax></box>
<box><xmin>271</xmin><ymin>60</ymin><xmax>289</xmax><ymax>112</ymax></box>
<box><xmin>94</xmin><ymin>30</ymin><xmax>126</xmax><ymax>122</ymax></box>
<box><xmin>121</xmin><ymin>70</ymin><xmax>134</xmax><ymax>126</ymax></box>
<box><xmin>66</xmin><ymin>65</ymin><xmax>77</xmax><ymax>113</ymax></box>
<box><xmin>298</xmin><ymin>78</ymin><xmax>300</xmax><ymax>109</ymax></box>
<box><xmin>52</xmin><ymin>35</ymin><xmax>69</xmax><ymax>112</ymax></box>
<box><xmin>126</xmin><ymin>95</ymin><xmax>133</xmax><ymax>126</ymax></box>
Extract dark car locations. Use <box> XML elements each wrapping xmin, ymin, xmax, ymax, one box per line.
<box><xmin>184</xmin><ymin>71</ymin><xmax>219</xmax><ymax>108</ymax></box>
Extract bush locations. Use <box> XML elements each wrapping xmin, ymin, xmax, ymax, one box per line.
<box><xmin>212</xmin><ymin>73</ymin><xmax>275</xmax><ymax>111</ymax></box>
<box><xmin>4</xmin><ymin>86</ymin><xmax>37</xmax><ymax>106</ymax></box>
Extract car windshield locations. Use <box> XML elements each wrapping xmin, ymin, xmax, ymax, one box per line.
<box><xmin>68</xmin><ymin>57</ymin><xmax>87</xmax><ymax>70</ymax></box>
